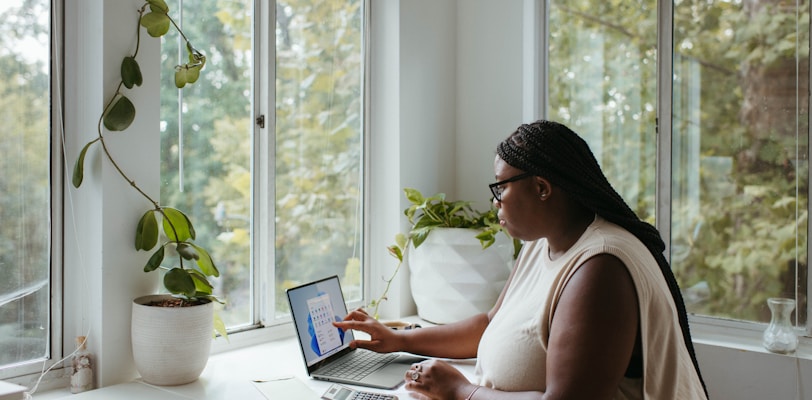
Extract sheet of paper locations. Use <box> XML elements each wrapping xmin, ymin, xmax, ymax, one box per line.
<box><xmin>252</xmin><ymin>377</ymin><xmax>321</xmax><ymax>400</ymax></box>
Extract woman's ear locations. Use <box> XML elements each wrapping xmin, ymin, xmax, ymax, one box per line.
<box><xmin>536</xmin><ymin>177</ymin><xmax>553</xmax><ymax>200</ymax></box>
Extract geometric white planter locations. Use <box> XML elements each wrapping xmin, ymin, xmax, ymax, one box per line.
<box><xmin>131</xmin><ymin>294</ymin><xmax>214</xmax><ymax>386</ymax></box>
<box><xmin>409</xmin><ymin>228</ymin><xmax>514</xmax><ymax>324</ymax></box>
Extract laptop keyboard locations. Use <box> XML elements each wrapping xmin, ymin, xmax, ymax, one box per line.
<box><xmin>319</xmin><ymin>351</ymin><xmax>400</xmax><ymax>380</ymax></box>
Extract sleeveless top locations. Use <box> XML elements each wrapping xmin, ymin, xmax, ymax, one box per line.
<box><xmin>474</xmin><ymin>216</ymin><xmax>707</xmax><ymax>399</ymax></box>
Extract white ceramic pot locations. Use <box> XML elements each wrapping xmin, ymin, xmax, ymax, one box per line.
<box><xmin>409</xmin><ymin>228</ymin><xmax>514</xmax><ymax>324</ymax></box>
<box><xmin>131</xmin><ymin>294</ymin><xmax>214</xmax><ymax>386</ymax></box>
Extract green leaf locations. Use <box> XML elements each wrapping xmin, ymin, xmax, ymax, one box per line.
<box><xmin>411</xmin><ymin>228</ymin><xmax>430</xmax><ymax>248</ymax></box>
<box><xmin>164</xmin><ymin>268</ymin><xmax>196</xmax><ymax>297</ymax></box>
<box><xmin>386</xmin><ymin>245</ymin><xmax>403</xmax><ymax>262</ymax></box>
<box><xmin>403</xmin><ymin>188</ymin><xmax>424</xmax><ymax>205</ymax></box>
<box><xmin>162</xmin><ymin>207</ymin><xmax>195</xmax><ymax>242</ymax></box>
<box><xmin>103</xmin><ymin>95</ymin><xmax>136</xmax><ymax>131</ymax></box>
<box><xmin>213</xmin><ymin>311</ymin><xmax>229</xmax><ymax>341</ymax></box>
<box><xmin>174</xmin><ymin>64</ymin><xmax>203</xmax><ymax>88</ymax></box>
<box><xmin>191</xmin><ymin>244</ymin><xmax>219</xmax><ymax>277</ymax></box>
<box><xmin>146</xmin><ymin>0</ymin><xmax>169</xmax><ymax>13</ymax></box>
<box><xmin>140</xmin><ymin>11</ymin><xmax>171</xmax><ymax>37</ymax></box>
<box><xmin>394</xmin><ymin>233</ymin><xmax>408</xmax><ymax>250</ymax></box>
<box><xmin>176</xmin><ymin>242</ymin><xmax>200</xmax><ymax>260</ymax></box>
<box><xmin>144</xmin><ymin>246</ymin><xmax>165</xmax><ymax>272</ymax></box>
<box><xmin>475</xmin><ymin>230</ymin><xmax>496</xmax><ymax>249</ymax></box>
<box><xmin>135</xmin><ymin>210</ymin><xmax>159</xmax><ymax>250</ymax></box>
<box><xmin>174</xmin><ymin>68</ymin><xmax>188</xmax><ymax>88</ymax></box>
<box><xmin>72</xmin><ymin>140</ymin><xmax>96</xmax><ymax>188</ymax></box>
<box><xmin>512</xmin><ymin>238</ymin><xmax>522</xmax><ymax>259</ymax></box>
<box><xmin>185</xmin><ymin>65</ymin><xmax>202</xmax><ymax>84</ymax></box>
<box><xmin>188</xmin><ymin>269</ymin><xmax>213</xmax><ymax>293</ymax></box>
<box><xmin>121</xmin><ymin>56</ymin><xmax>143</xmax><ymax>89</ymax></box>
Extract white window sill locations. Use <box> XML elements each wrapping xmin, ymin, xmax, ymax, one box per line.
<box><xmin>30</xmin><ymin>317</ymin><xmax>457</xmax><ymax>400</ymax></box>
<box><xmin>28</xmin><ymin>315</ymin><xmax>812</xmax><ymax>400</ymax></box>
<box><xmin>690</xmin><ymin>315</ymin><xmax>812</xmax><ymax>359</ymax></box>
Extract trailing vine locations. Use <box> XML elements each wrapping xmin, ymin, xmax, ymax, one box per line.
<box><xmin>71</xmin><ymin>1</ymin><xmax>223</xmax><ymax>331</ymax></box>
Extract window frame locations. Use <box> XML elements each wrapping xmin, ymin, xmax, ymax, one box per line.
<box><xmin>211</xmin><ymin>0</ymin><xmax>371</xmax><ymax>351</ymax></box>
<box><xmin>653</xmin><ymin>0</ymin><xmax>812</xmax><ymax>339</ymax></box>
<box><xmin>536</xmin><ymin>0</ymin><xmax>812</xmax><ymax>341</ymax></box>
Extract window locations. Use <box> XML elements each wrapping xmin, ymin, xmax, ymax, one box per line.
<box><xmin>546</xmin><ymin>0</ymin><xmax>809</xmax><ymax>327</ymax></box>
<box><xmin>160</xmin><ymin>0</ymin><xmax>365</xmax><ymax>330</ymax></box>
<box><xmin>547</xmin><ymin>0</ymin><xmax>658</xmax><ymax>222</ymax></box>
<box><xmin>670</xmin><ymin>0</ymin><xmax>808</xmax><ymax>323</ymax></box>
<box><xmin>0</xmin><ymin>0</ymin><xmax>54</xmax><ymax>370</ymax></box>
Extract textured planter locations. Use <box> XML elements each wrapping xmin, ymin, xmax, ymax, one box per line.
<box><xmin>131</xmin><ymin>294</ymin><xmax>213</xmax><ymax>386</ymax></box>
<box><xmin>409</xmin><ymin>228</ymin><xmax>513</xmax><ymax>324</ymax></box>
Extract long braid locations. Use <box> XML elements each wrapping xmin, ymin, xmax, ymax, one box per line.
<box><xmin>497</xmin><ymin>120</ymin><xmax>708</xmax><ymax>396</ymax></box>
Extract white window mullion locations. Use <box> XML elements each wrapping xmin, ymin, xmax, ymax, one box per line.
<box><xmin>256</xmin><ymin>0</ymin><xmax>276</xmax><ymax>328</ymax></box>
<box><xmin>655</xmin><ymin>0</ymin><xmax>673</xmax><ymax>262</ymax></box>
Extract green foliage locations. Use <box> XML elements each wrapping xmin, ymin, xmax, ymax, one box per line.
<box><xmin>103</xmin><ymin>95</ymin><xmax>136</xmax><ymax>131</ymax></box>
<box><xmin>271</xmin><ymin>0</ymin><xmax>365</xmax><ymax>307</ymax></box>
<box><xmin>549</xmin><ymin>0</ymin><xmax>809</xmax><ymax>322</ymax></box>
<box><xmin>0</xmin><ymin>0</ymin><xmax>51</xmax><ymax>368</ymax></box>
<box><xmin>121</xmin><ymin>57</ymin><xmax>143</xmax><ymax>89</ymax></box>
<box><xmin>155</xmin><ymin>0</ymin><xmax>366</xmax><ymax>325</ymax></box>
<box><xmin>135</xmin><ymin>210</ymin><xmax>159</xmax><ymax>250</ymax></box>
<box><xmin>399</xmin><ymin>188</ymin><xmax>513</xmax><ymax>252</ymax></box>
<box><xmin>369</xmin><ymin>188</ymin><xmax>521</xmax><ymax>319</ymax></box>
<box><xmin>157</xmin><ymin>0</ymin><xmax>259</xmax><ymax>327</ymax></box>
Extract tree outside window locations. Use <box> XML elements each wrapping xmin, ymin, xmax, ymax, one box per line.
<box><xmin>548</xmin><ymin>0</ymin><xmax>809</xmax><ymax>324</ymax></box>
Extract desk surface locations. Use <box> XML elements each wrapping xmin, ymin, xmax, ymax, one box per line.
<box><xmin>34</xmin><ymin>334</ymin><xmax>477</xmax><ymax>400</ymax></box>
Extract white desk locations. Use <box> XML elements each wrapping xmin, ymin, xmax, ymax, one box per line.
<box><xmin>34</xmin><ymin>335</ymin><xmax>477</xmax><ymax>399</ymax></box>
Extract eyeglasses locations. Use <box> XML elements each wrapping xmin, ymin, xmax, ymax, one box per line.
<box><xmin>489</xmin><ymin>172</ymin><xmax>534</xmax><ymax>202</ymax></box>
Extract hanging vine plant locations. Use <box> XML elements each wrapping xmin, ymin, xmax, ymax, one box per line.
<box><xmin>71</xmin><ymin>1</ymin><xmax>223</xmax><ymax>334</ymax></box>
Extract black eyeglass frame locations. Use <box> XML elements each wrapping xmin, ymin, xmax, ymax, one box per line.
<box><xmin>489</xmin><ymin>172</ymin><xmax>535</xmax><ymax>201</ymax></box>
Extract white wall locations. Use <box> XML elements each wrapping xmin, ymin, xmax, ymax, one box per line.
<box><xmin>63</xmin><ymin>0</ymin><xmax>159</xmax><ymax>387</ymax></box>
<box><xmin>366</xmin><ymin>0</ymin><xmax>525</xmax><ymax>318</ymax></box>
<box><xmin>367</xmin><ymin>0</ymin><xmax>409</xmax><ymax>319</ymax></box>
<box><xmin>456</xmin><ymin>0</ymin><xmax>525</xmax><ymax>207</ymax></box>
<box><xmin>368</xmin><ymin>0</ymin><xmax>458</xmax><ymax>319</ymax></box>
<box><xmin>692</xmin><ymin>324</ymin><xmax>812</xmax><ymax>399</ymax></box>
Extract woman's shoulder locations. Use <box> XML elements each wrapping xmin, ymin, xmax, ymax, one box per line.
<box><xmin>587</xmin><ymin>216</ymin><xmax>647</xmax><ymax>249</ymax></box>
<box><xmin>575</xmin><ymin>217</ymin><xmax>656</xmax><ymax>268</ymax></box>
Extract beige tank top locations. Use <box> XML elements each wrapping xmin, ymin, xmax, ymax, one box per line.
<box><xmin>475</xmin><ymin>216</ymin><xmax>707</xmax><ymax>399</ymax></box>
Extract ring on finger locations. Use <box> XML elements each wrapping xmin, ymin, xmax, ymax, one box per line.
<box><xmin>410</xmin><ymin>371</ymin><xmax>420</xmax><ymax>381</ymax></box>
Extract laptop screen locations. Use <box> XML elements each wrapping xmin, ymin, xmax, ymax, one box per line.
<box><xmin>287</xmin><ymin>275</ymin><xmax>356</xmax><ymax>368</ymax></box>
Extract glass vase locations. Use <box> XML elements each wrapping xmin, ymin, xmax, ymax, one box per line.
<box><xmin>762</xmin><ymin>297</ymin><xmax>798</xmax><ymax>354</ymax></box>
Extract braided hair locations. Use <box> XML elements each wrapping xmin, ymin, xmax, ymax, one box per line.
<box><xmin>496</xmin><ymin>120</ymin><xmax>708</xmax><ymax>396</ymax></box>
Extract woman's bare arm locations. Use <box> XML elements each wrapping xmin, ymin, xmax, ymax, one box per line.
<box><xmin>335</xmin><ymin>309</ymin><xmax>489</xmax><ymax>359</ymax></box>
<box><xmin>543</xmin><ymin>254</ymin><xmax>640</xmax><ymax>399</ymax></box>
<box><xmin>336</xmin><ymin>259</ymin><xmax>520</xmax><ymax>359</ymax></box>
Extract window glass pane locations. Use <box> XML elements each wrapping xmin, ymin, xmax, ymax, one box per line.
<box><xmin>671</xmin><ymin>0</ymin><xmax>809</xmax><ymax>323</ymax></box>
<box><xmin>547</xmin><ymin>0</ymin><xmax>658</xmax><ymax>221</ymax></box>
<box><xmin>274</xmin><ymin>0</ymin><xmax>365</xmax><ymax>315</ymax></box>
<box><xmin>161</xmin><ymin>0</ymin><xmax>365</xmax><ymax>328</ymax></box>
<box><xmin>161</xmin><ymin>0</ymin><xmax>254</xmax><ymax>329</ymax></box>
<box><xmin>0</xmin><ymin>0</ymin><xmax>51</xmax><ymax>367</ymax></box>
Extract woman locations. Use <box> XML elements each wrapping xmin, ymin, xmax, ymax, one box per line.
<box><xmin>335</xmin><ymin>120</ymin><xmax>708</xmax><ymax>399</ymax></box>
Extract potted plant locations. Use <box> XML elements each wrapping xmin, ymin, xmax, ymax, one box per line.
<box><xmin>370</xmin><ymin>188</ymin><xmax>521</xmax><ymax>323</ymax></box>
<box><xmin>71</xmin><ymin>0</ymin><xmax>225</xmax><ymax>386</ymax></box>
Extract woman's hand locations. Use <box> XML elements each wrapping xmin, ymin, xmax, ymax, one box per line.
<box><xmin>404</xmin><ymin>360</ymin><xmax>475</xmax><ymax>400</ymax></box>
<box><xmin>332</xmin><ymin>308</ymin><xmax>404</xmax><ymax>353</ymax></box>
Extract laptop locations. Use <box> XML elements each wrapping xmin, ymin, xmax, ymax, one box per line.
<box><xmin>286</xmin><ymin>275</ymin><xmax>423</xmax><ymax>389</ymax></box>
